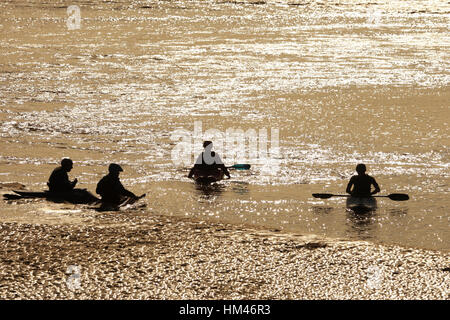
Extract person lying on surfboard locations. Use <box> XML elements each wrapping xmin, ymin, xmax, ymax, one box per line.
<box><xmin>346</xmin><ymin>163</ymin><xmax>380</xmax><ymax>197</ymax></box>
<box><xmin>96</xmin><ymin>163</ymin><xmax>139</xmax><ymax>205</ymax></box>
<box><xmin>188</xmin><ymin>141</ymin><xmax>231</xmax><ymax>180</ymax></box>
<box><xmin>47</xmin><ymin>158</ymin><xmax>78</xmax><ymax>192</ymax></box>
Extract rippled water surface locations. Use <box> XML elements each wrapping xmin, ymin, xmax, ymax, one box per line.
<box><xmin>0</xmin><ymin>0</ymin><xmax>449</xmax><ymax>250</ymax></box>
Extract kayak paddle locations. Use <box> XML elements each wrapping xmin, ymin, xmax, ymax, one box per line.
<box><xmin>117</xmin><ymin>194</ymin><xmax>146</xmax><ymax>208</ymax></box>
<box><xmin>227</xmin><ymin>164</ymin><xmax>251</xmax><ymax>170</ymax></box>
<box><xmin>312</xmin><ymin>193</ymin><xmax>409</xmax><ymax>201</ymax></box>
<box><xmin>3</xmin><ymin>193</ymin><xmax>23</xmax><ymax>200</ymax></box>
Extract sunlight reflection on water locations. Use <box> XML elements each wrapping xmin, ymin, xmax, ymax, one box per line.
<box><xmin>0</xmin><ymin>0</ymin><xmax>448</xmax><ymax>250</ymax></box>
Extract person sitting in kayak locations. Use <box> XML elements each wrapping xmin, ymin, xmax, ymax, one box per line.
<box><xmin>346</xmin><ymin>163</ymin><xmax>380</xmax><ymax>197</ymax></box>
<box><xmin>96</xmin><ymin>163</ymin><xmax>138</xmax><ymax>205</ymax></box>
<box><xmin>47</xmin><ymin>158</ymin><xmax>78</xmax><ymax>192</ymax></box>
<box><xmin>188</xmin><ymin>141</ymin><xmax>231</xmax><ymax>179</ymax></box>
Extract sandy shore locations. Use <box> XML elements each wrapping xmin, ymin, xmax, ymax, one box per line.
<box><xmin>0</xmin><ymin>211</ymin><xmax>448</xmax><ymax>300</ymax></box>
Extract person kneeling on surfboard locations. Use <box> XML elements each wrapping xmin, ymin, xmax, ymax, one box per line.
<box><xmin>47</xmin><ymin>158</ymin><xmax>78</xmax><ymax>193</ymax></box>
<box><xmin>188</xmin><ymin>141</ymin><xmax>230</xmax><ymax>180</ymax></box>
<box><xmin>96</xmin><ymin>163</ymin><xmax>138</xmax><ymax>205</ymax></box>
<box><xmin>346</xmin><ymin>164</ymin><xmax>380</xmax><ymax>197</ymax></box>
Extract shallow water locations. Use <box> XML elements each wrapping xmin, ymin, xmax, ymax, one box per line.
<box><xmin>0</xmin><ymin>0</ymin><xmax>449</xmax><ymax>251</ymax></box>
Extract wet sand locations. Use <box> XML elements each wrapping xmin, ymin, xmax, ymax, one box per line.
<box><xmin>0</xmin><ymin>0</ymin><xmax>449</xmax><ymax>251</ymax></box>
<box><xmin>0</xmin><ymin>213</ymin><xmax>448</xmax><ymax>300</ymax></box>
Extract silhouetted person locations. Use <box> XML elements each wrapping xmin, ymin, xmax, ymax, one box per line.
<box><xmin>346</xmin><ymin>164</ymin><xmax>380</xmax><ymax>197</ymax></box>
<box><xmin>96</xmin><ymin>163</ymin><xmax>137</xmax><ymax>205</ymax></box>
<box><xmin>188</xmin><ymin>141</ymin><xmax>230</xmax><ymax>179</ymax></box>
<box><xmin>47</xmin><ymin>158</ymin><xmax>78</xmax><ymax>192</ymax></box>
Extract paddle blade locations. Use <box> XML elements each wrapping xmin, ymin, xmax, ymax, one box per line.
<box><xmin>312</xmin><ymin>193</ymin><xmax>334</xmax><ymax>199</ymax></box>
<box><xmin>388</xmin><ymin>193</ymin><xmax>409</xmax><ymax>201</ymax></box>
<box><xmin>231</xmin><ymin>164</ymin><xmax>251</xmax><ymax>170</ymax></box>
<box><xmin>3</xmin><ymin>194</ymin><xmax>23</xmax><ymax>200</ymax></box>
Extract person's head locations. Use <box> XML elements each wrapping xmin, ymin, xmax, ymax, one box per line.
<box><xmin>61</xmin><ymin>158</ymin><xmax>73</xmax><ymax>172</ymax></box>
<box><xmin>203</xmin><ymin>141</ymin><xmax>213</xmax><ymax>149</ymax></box>
<box><xmin>356</xmin><ymin>163</ymin><xmax>366</xmax><ymax>175</ymax></box>
<box><xmin>108</xmin><ymin>163</ymin><xmax>123</xmax><ymax>177</ymax></box>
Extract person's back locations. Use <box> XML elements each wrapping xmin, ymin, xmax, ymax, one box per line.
<box><xmin>346</xmin><ymin>164</ymin><xmax>380</xmax><ymax>197</ymax></box>
<box><xmin>196</xmin><ymin>151</ymin><xmax>221</xmax><ymax>170</ymax></box>
<box><xmin>96</xmin><ymin>164</ymin><xmax>137</xmax><ymax>204</ymax></box>
<box><xmin>96</xmin><ymin>174</ymin><xmax>119</xmax><ymax>203</ymax></box>
<box><xmin>347</xmin><ymin>174</ymin><xmax>377</xmax><ymax>196</ymax></box>
<box><xmin>48</xmin><ymin>158</ymin><xmax>77</xmax><ymax>192</ymax></box>
<box><xmin>188</xmin><ymin>141</ymin><xmax>230</xmax><ymax>179</ymax></box>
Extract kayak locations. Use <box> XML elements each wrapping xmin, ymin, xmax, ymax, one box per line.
<box><xmin>4</xmin><ymin>189</ymin><xmax>100</xmax><ymax>204</ymax></box>
<box><xmin>192</xmin><ymin>169</ymin><xmax>225</xmax><ymax>185</ymax></box>
<box><xmin>346</xmin><ymin>196</ymin><xmax>377</xmax><ymax>213</ymax></box>
<box><xmin>95</xmin><ymin>194</ymin><xmax>146</xmax><ymax>212</ymax></box>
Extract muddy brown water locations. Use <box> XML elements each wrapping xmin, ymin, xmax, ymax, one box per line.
<box><xmin>0</xmin><ymin>0</ymin><xmax>448</xmax><ymax>251</ymax></box>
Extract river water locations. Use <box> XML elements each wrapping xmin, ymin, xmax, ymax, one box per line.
<box><xmin>0</xmin><ymin>0</ymin><xmax>448</xmax><ymax>251</ymax></box>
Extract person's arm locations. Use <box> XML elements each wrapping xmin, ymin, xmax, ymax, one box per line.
<box><xmin>219</xmin><ymin>164</ymin><xmax>230</xmax><ymax>178</ymax></box>
<box><xmin>117</xmin><ymin>180</ymin><xmax>137</xmax><ymax>198</ymax></box>
<box><xmin>371</xmin><ymin>177</ymin><xmax>380</xmax><ymax>195</ymax></box>
<box><xmin>188</xmin><ymin>154</ymin><xmax>203</xmax><ymax>178</ymax></box>
<box><xmin>188</xmin><ymin>163</ymin><xmax>202</xmax><ymax>178</ymax></box>
<box><xmin>122</xmin><ymin>189</ymin><xmax>137</xmax><ymax>198</ymax></box>
<box><xmin>188</xmin><ymin>167</ymin><xmax>195</xmax><ymax>179</ymax></box>
<box><xmin>61</xmin><ymin>171</ymin><xmax>75</xmax><ymax>191</ymax></box>
<box><xmin>346</xmin><ymin>177</ymin><xmax>354</xmax><ymax>195</ymax></box>
<box><xmin>215</xmin><ymin>154</ymin><xmax>230</xmax><ymax>178</ymax></box>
